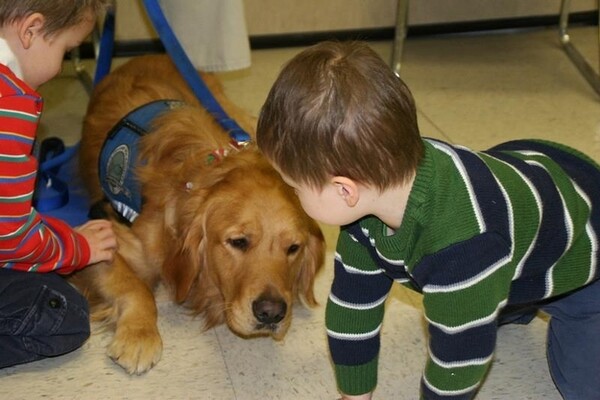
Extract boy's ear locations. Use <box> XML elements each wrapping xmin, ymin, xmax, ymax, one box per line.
<box><xmin>332</xmin><ymin>176</ymin><xmax>360</xmax><ymax>207</ymax></box>
<box><xmin>17</xmin><ymin>13</ymin><xmax>45</xmax><ymax>49</ymax></box>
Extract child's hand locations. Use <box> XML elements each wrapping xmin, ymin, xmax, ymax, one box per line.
<box><xmin>338</xmin><ymin>393</ymin><xmax>373</xmax><ymax>400</ymax></box>
<box><xmin>75</xmin><ymin>219</ymin><xmax>117</xmax><ymax>264</ymax></box>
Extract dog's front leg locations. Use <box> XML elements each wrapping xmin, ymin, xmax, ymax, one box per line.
<box><xmin>105</xmin><ymin>253</ymin><xmax>162</xmax><ymax>374</ymax></box>
<box><xmin>75</xmin><ymin>253</ymin><xmax>163</xmax><ymax>374</ymax></box>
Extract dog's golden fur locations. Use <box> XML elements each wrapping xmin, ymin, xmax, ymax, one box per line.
<box><xmin>70</xmin><ymin>55</ymin><xmax>325</xmax><ymax>374</ymax></box>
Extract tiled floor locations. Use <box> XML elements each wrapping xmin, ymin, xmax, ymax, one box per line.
<box><xmin>1</xmin><ymin>25</ymin><xmax>599</xmax><ymax>399</ymax></box>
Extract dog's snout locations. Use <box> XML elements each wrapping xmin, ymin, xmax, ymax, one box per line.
<box><xmin>252</xmin><ymin>296</ymin><xmax>287</xmax><ymax>324</ymax></box>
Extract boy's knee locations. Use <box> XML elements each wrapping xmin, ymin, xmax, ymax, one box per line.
<box><xmin>1</xmin><ymin>271</ymin><xmax>90</xmax><ymax>357</ymax></box>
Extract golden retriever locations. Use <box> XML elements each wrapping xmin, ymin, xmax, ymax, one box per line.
<box><xmin>70</xmin><ymin>55</ymin><xmax>325</xmax><ymax>374</ymax></box>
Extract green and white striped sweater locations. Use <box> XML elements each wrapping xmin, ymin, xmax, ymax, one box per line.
<box><xmin>326</xmin><ymin>138</ymin><xmax>600</xmax><ymax>399</ymax></box>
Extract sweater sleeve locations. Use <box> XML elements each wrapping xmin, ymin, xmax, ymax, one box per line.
<box><xmin>326</xmin><ymin>228</ymin><xmax>394</xmax><ymax>396</ymax></box>
<box><xmin>413</xmin><ymin>233</ymin><xmax>513</xmax><ymax>400</ymax></box>
<box><xmin>0</xmin><ymin>86</ymin><xmax>91</xmax><ymax>274</ymax></box>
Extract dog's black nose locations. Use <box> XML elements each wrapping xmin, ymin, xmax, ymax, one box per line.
<box><xmin>252</xmin><ymin>297</ymin><xmax>287</xmax><ymax>324</ymax></box>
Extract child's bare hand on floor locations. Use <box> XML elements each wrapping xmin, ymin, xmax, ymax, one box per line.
<box><xmin>338</xmin><ymin>394</ymin><xmax>372</xmax><ymax>400</ymax></box>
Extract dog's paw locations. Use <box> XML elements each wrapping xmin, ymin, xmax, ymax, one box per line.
<box><xmin>107</xmin><ymin>325</ymin><xmax>163</xmax><ymax>374</ymax></box>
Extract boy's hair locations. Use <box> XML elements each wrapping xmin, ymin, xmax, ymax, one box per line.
<box><xmin>257</xmin><ymin>40</ymin><xmax>423</xmax><ymax>191</ymax></box>
<box><xmin>0</xmin><ymin>0</ymin><xmax>111</xmax><ymax>37</ymax></box>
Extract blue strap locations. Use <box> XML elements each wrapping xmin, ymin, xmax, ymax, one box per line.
<box><xmin>93</xmin><ymin>5</ymin><xmax>115</xmax><ymax>86</ymax></box>
<box><xmin>141</xmin><ymin>0</ymin><xmax>251</xmax><ymax>143</ymax></box>
<box><xmin>34</xmin><ymin>138</ymin><xmax>70</xmax><ymax>212</ymax></box>
<box><xmin>34</xmin><ymin>171</ymin><xmax>70</xmax><ymax>212</ymax></box>
<box><xmin>34</xmin><ymin>134</ymin><xmax>80</xmax><ymax>214</ymax></box>
<box><xmin>39</xmin><ymin>141</ymin><xmax>79</xmax><ymax>172</ymax></box>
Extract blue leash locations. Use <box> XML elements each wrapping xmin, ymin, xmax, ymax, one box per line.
<box><xmin>142</xmin><ymin>0</ymin><xmax>251</xmax><ymax>143</ymax></box>
<box><xmin>93</xmin><ymin>5</ymin><xmax>115</xmax><ymax>86</ymax></box>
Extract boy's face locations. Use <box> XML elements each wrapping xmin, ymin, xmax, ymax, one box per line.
<box><xmin>16</xmin><ymin>11</ymin><xmax>96</xmax><ymax>89</ymax></box>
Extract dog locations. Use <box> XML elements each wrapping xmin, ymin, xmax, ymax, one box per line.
<box><xmin>70</xmin><ymin>55</ymin><xmax>325</xmax><ymax>374</ymax></box>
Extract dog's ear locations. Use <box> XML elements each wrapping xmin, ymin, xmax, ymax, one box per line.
<box><xmin>162</xmin><ymin>214</ymin><xmax>205</xmax><ymax>304</ymax></box>
<box><xmin>296</xmin><ymin>220</ymin><xmax>326</xmax><ymax>306</ymax></box>
<box><xmin>162</xmin><ymin>244</ymin><xmax>202</xmax><ymax>304</ymax></box>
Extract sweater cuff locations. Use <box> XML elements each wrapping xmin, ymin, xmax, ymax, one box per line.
<box><xmin>335</xmin><ymin>358</ymin><xmax>378</xmax><ymax>396</ymax></box>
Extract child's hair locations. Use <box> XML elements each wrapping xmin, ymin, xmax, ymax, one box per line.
<box><xmin>0</xmin><ymin>0</ymin><xmax>111</xmax><ymax>37</ymax></box>
<box><xmin>257</xmin><ymin>40</ymin><xmax>423</xmax><ymax>192</ymax></box>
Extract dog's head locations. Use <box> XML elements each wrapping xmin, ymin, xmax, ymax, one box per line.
<box><xmin>155</xmin><ymin>142</ymin><xmax>325</xmax><ymax>340</ymax></box>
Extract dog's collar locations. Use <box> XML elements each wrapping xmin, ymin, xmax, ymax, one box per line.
<box><xmin>206</xmin><ymin>139</ymin><xmax>250</xmax><ymax>165</ymax></box>
<box><xmin>185</xmin><ymin>139</ymin><xmax>251</xmax><ymax>192</ymax></box>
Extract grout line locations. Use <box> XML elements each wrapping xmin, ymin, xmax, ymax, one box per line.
<box><xmin>417</xmin><ymin>109</ymin><xmax>454</xmax><ymax>143</ymax></box>
<box><xmin>214</xmin><ymin>328</ymin><xmax>239</xmax><ymax>400</ymax></box>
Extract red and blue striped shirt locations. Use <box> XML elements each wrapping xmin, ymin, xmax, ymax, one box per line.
<box><xmin>0</xmin><ymin>64</ymin><xmax>90</xmax><ymax>274</ymax></box>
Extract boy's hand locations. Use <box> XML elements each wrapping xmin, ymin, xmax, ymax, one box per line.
<box><xmin>75</xmin><ymin>219</ymin><xmax>117</xmax><ymax>264</ymax></box>
<box><xmin>339</xmin><ymin>393</ymin><xmax>373</xmax><ymax>400</ymax></box>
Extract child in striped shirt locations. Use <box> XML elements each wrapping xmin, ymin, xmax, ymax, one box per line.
<box><xmin>257</xmin><ymin>40</ymin><xmax>600</xmax><ymax>400</ymax></box>
<box><xmin>0</xmin><ymin>0</ymin><xmax>116</xmax><ymax>369</ymax></box>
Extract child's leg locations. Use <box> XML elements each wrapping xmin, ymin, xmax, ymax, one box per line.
<box><xmin>541</xmin><ymin>279</ymin><xmax>600</xmax><ymax>400</ymax></box>
<box><xmin>0</xmin><ymin>269</ymin><xmax>90</xmax><ymax>368</ymax></box>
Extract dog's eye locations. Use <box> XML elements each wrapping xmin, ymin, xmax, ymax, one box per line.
<box><xmin>228</xmin><ymin>237</ymin><xmax>249</xmax><ymax>251</ymax></box>
<box><xmin>287</xmin><ymin>244</ymin><xmax>300</xmax><ymax>255</ymax></box>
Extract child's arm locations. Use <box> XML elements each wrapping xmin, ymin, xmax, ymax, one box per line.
<box><xmin>418</xmin><ymin>233</ymin><xmax>512</xmax><ymax>399</ymax></box>
<box><xmin>0</xmin><ymin>136</ymin><xmax>115</xmax><ymax>272</ymax></box>
<box><xmin>0</xmin><ymin>88</ymin><xmax>116</xmax><ymax>273</ymax></box>
<box><xmin>327</xmin><ymin>229</ymin><xmax>393</xmax><ymax>397</ymax></box>
<box><xmin>340</xmin><ymin>393</ymin><xmax>373</xmax><ymax>400</ymax></box>
<box><xmin>0</xmin><ymin>213</ymin><xmax>115</xmax><ymax>274</ymax></box>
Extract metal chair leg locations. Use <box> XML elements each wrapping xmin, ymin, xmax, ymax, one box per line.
<box><xmin>559</xmin><ymin>0</ymin><xmax>600</xmax><ymax>96</ymax></box>
<box><xmin>71</xmin><ymin>0</ymin><xmax>116</xmax><ymax>95</ymax></box>
<box><xmin>70</xmin><ymin>27</ymin><xmax>99</xmax><ymax>95</ymax></box>
<box><xmin>391</xmin><ymin>0</ymin><xmax>409</xmax><ymax>77</ymax></box>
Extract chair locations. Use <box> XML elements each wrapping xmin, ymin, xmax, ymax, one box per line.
<box><xmin>559</xmin><ymin>0</ymin><xmax>600</xmax><ymax>95</ymax></box>
<box><xmin>71</xmin><ymin>0</ymin><xmax>115</xmax><ymax>95</ymax></box>
<box><xmin>390</xmin><ymin>0</ymin><xmax>600</xmax><ymax>96</ymax></box>
<box><xmin>391</xmin><ymin>0</ymin><xmax>409</xmax><ymax>77</ymax></box>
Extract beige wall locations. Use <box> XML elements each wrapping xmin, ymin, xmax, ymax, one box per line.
<box><xmin>114</xmin><ymin>0</ymin><xmax>152</xmax><ymax>40</ymax></box>
<box><xmin>407</xmin><ymin>0</ymin><xmax>596</xmax><ymax>25</ymax></box>
<box><xmin>243</xmin><ymin>0</ymin><xmax>398</xmax><ymax>35</ymax></box>
<box><xmin>114</xmin><ymin>0</ymin><xmax>597</xmax><ymax>41</ymax></box>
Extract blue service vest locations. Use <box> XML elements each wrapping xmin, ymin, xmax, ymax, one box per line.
<box><xmin>98</xmin><ymin>99</ymin><xmax>185</xmax><ymax>223</ymax></box>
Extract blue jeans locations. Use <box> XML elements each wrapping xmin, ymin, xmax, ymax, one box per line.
<box><xmin>501</xmin><ymin>279</ymin><xmax>600</xmax><ymax>400</ymax></box>
<box><xmin>541</xmin><ymin>279</ymin><xmax>600</xmax><ymax>400</ymax></box>
<box><xmin>0</xmin><ymin>269</ymin><xmax>90</xmax><ymax>368</ymax></box>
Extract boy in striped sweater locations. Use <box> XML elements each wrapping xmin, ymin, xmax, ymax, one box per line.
<box><xmin>0</xmin><ymin>0</ymin><xmax>116</xmax><ymax>368</ymax></box>
<box><xmin>257</xmin><ymin>40</ymin><xmax>600</xmax><ymax>400</ymax></box>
